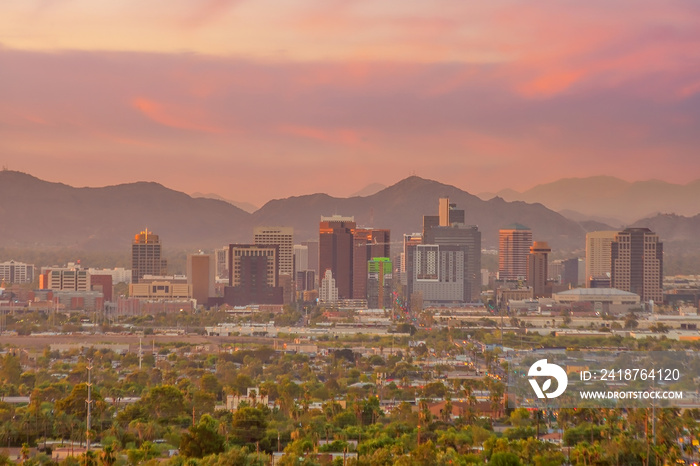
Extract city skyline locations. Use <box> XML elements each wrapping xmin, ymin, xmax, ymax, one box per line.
<box><xmin>2</xmin><ymin>1</ymin><xmax>700</xmax><ymax>205</ymax></box>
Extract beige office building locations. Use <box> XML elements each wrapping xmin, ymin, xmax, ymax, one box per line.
<box><xmin>499</xmin><ymin>224</ymin><xmax>532</xmax><ymax>280</ymax></box>
<box><xmin>585</xmin><ymin>231</ymin><xmax>617</xmax><ymax>287</ymax></box>
<box><xmin>254</xmin><ymin>226</ymin><xmax>294</xmax><ymax>277</ymax></box>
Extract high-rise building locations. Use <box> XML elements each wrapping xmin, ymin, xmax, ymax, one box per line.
<box><xmin>611</xmin><ymin>228</ymin><xmax>663</xmax><ymax>303</ymax></box>
<box><xmin>406</xmin><ymin>244</ymin><xmax>470</xmax><ymax>307</ymax></box>
<box><xmin>131</xmin><ymin>229</ymin><xmax>167</xmax><ymax>284</ymax></box>
<box><xmin>319</xmin><ymin>269</ymin><xmax>338</xmax><ymax>303</ymax></box>
<box><xmin>352</xmin><ymin>228</ymin><xmax>390</xmax><ymax>300</ymax></box>
<box><xmin>254</xmin><ymin>226</ymin><xmax>294</xmax><ymax>276</ymax></box>
<box><xmin>302</xmin><ymin>240</ymin><xmax>319</xmax><ymax>276</ymax></box>
<box><xmin>293</xmin><ymin>244</ymin><xmax>309</xmax><ymax>275</ymax></box>
<box><xmin>401</xmin><ymin>233</ymin><xmax>423</xmax><ymax>285</ymax></box>
<box><xmin>585</xmin><ymin>231</ymin><xmax>617</xmax><ymax>287</ymax></box>
<box><xmin>527</xmin><ymin>241</ymin><xmax>551</xmax><ymax>297</ymax></box>
<box><xmin>225</xmin><ymin>244</ymin><xmax>282</xmax><ymax>306</ymax></box>
<box><xmin>419</xmin><ymin>198</ymin><xmax>481</xmax><ymax>302</ymax></box>
<box><xmin>425</xmin><ymin>225</ymin><xmax>481</xmax><ymax>302</ymax></box>
<box><xmin>319</xmin><ymin>216</ymin><xmax>356</xmax><ymax>299</ymax></box>
<box><xmin>187</xmin><ymin>253</ymin><xmax>215</xmax><ymax>306</ymax></box>
<box><xmin>562</xmin><ymin>258</ymin><xmax>585</xmax><ymax>287</ymax></box>
<box><xmin>368</xmin><ymin>257</ymin><xmax>393</xmax><ymax>309</ymax></box>
<box><xmin>215</xmin><ymin>247</ymin><xmax>229</xmax><ymax>282</ymax></box>
<box><xmin>498</xmin><ymin>224</ymin><xmax>532</xmax><ymax>280</ymax></box>
<box><xmin>0</xmin><ymin>260</ymin><xmax>34</xmax><ymax>284</ymax></box>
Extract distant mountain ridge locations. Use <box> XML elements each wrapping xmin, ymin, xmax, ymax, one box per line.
<box><xmin>0</xmin><ymin>171</ymin><xmax>591</xmax><ymax>252</ymax></box>
<box><xmin>191</xmin><ymin>192</ymin><xmax>258</xmax><ymax>213</ymax></box>
<box><xmin>0</xmin><ymin>170</ymin><xmax>696</xmax><ymax>254</ymax></box>
<box><xmin>478</xmin><ymin>176</ymin><xmax>700</xmax><ymax>223</ymax></box>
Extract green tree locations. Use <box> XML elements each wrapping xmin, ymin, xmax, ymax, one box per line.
<box><xmin>230</xmin><ymin>407</ymin><xmax>268</xmax><ymax>446</ymax></box>
<box><xmin>180</xmin><ymin>415</ymin><xmax>225</xmax><ymax>458</ymax></box>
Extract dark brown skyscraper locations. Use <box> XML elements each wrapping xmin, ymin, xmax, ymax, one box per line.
<box><xmin>527</xmin><ymin>241</ymin><xmax>551</xmax><ymax>297</ymax></box>
<box><xmin>611</xmin><ymin>228</ymin><xmax>663</xmax><ymax>303</ymax></box>
<box><xmin>131</xmin><ymin>229</ymin><xmax>167</xmax><ymax>284</ymax></box>
<box><xmin>225</xmin><ymin>244</ymin><xmax>282</xmax><ymax>305</ymax></box>
<box><xmin>319</xmin><ymin>215</ymin><xmax>356</xmax><ymax>299</ymax></box>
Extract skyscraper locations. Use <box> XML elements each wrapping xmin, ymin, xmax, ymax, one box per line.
<box><xmin>254</xmin><ymin>226</ymin><xmax>294</xmax><ymax>276</ymax></box>
<box><xmin>424</xmin><ymin>225</ymin><xmax>481</xmax><ymax>302</ymax></box>
<box><xmin>225</xmin><ymin>244</ymin><xmax>282</xmax><ymax>305</ymax></box>
<box><xmin>368</xmin><ymin>257</ymin><xmax>393</xmax><ymax>309</ymax></box>
<box><xmin>131</xmin><ymin>229</ymin><xmax>167</xmax><ymax>284</ymax></box>
<box><xmin>352</xmin><ymin>228</ymin><xmax>390</xmax><ymax>300</ymax></box>
<box><xmin>585</xmin><ymin>231</ymin><xmax>617</xmax><ymax>287</ymax></box>
<box><xmin>406</xmin><ymin>244</ymin><xmax>470</xmax><ymax>307</ymax></box>
<box><xmin>187</xmin><ymin>253</ymin><xmax>215</xmax><ymax>306</ymax></box>
<box><xmin>611</xmin><ymin>228</ymin><xmax>663</xmax><ymax>303</ymax></box>
<box><xmin>319</xmin><ymin>215</ymin><xmax>356</xmax><ymax>299</ymax></box>
<box><xmin>319</xmin><ymin>269</ymin><xmax>338</xmax><ymax>303</ymax></box>
<box><xmin>527</xmin><ymin>241</ymin><xmax>551</xmax><ymax>297</ymax></box>
<box><xmin>420</xmin><ymin>197</ymin><xmax>481</xmax><ymax>302</ymax></box>
<box><xmin>498</xmin><ymin>224</ymin><xmax>532</xmax><ymax>280</ymax></box>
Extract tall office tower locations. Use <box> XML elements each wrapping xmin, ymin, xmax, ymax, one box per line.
<box><xmin>562</xmin><ymin>258</ymin><xmax>585</xmax><ymax>287</ymax></box>
<box><xmin>611</xmin><ymin>228</ymin><xmax>663</xmax><ymax>303</ymax></box>
<box><xmin>498</xmin><ymin>224</ymin><xmax>533</xmax><ymax>280</ymax></box>
<box><xmin>0</xmin><ymin>260</ymin><xmax>34</xmax><ymax>284</ymax></box>
<box><xmin>302</xmin><ymin>240</ymin><xmax>319</xmax><ymax>276</ymax></box>
<box><xmin>187</xmin><ymin>253</ymin><xmax>215</xmax><ymax>306</ymax></box>
<box><xmin>585</xmin><ymin>231</ymin><xmax>617</xmax><ymax>287</ymax></box>
<box><xmin>254</xmin><ymin>226</ymin><xmax>294</xmax><ymax>276</ymax></box>
<box><xmin>406</xmin><ymin>244</ymin><xmax>469</xmax><ymax>307</ymax></box>
<box><xmin>422</xmin><ymin>215</ymin><xmax>439</xmax><ymax>239</ymax></box>
<box><xmin>319</xmin><ymin>215</ymin><xmax>356</xmax><ymax>299</ymax></box>
<box><xmin>401</xmin><ymin>233</ymin><xmax>423</xmax><ymax>285</ymax></box>
<box><xmin>437</xmin><ymin>197</ymin><xmax>465</xmax><ymax>226</ymax></box>
<box><xmin>215</xmin><ymin>247</ymin><xmax>229</xmax><ymax>282</ymax></box>
<box><xmin>352</xmin><ymin>228</ymin><xmax>391</xmax><ymax>300</ymax></box>
<box><xmin>425</xmin><ymin>225</ymin><xmax>481</xmax><ymax>302</ymax></box>
<box><xmin>421</xmin><ymin>197</ymin><xmax>480</xmax><ymax>301</ymax></box>
<box><xmin>319</xmin><ymin>269</ymin><xmax>338</xmax><ymax>303</ymax></box>
<box><xmin>439</xmin><ymin>198</ymin><xmax>450</xmax><ymax>226</ymax></box>
<box><xmin>368</xmin><ymin>257</ymin><xmax>393</xmax><ymax>309</ymax></box>
<box><xmin>225</xmin><ymin>244</ymin><xmax>282</xmax><ymax>305</ymax></box>
<box><xmin>295</xmin><ymin>270</ymin><xmax>315</xmax><ymax>292</ymax></box>
<box><xmin>131</xmin><ymin>229</ymin><xmax>167</xmax><ymax>284</ymax></box>
<box><xmin>527</xmin><ymin>241</ymin><xmax>551</xmax><ymax>297</ymax></box>
<box><xmin>293</xmin><ymin>244</ymin><xmax>309</xmax><ymax>276</ymax></box>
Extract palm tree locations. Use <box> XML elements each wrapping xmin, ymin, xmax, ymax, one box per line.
<box><xmin>100</xmin><ymin>445</ymin><xmax>117</xmax><ymax>466</ymax></box>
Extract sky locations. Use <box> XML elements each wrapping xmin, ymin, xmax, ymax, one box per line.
<box><xmin>2</xmin><ymin>0</ymin><xmax>700</xmax><ymax>206</ymax></box>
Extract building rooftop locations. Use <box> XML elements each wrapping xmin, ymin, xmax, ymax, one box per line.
<box><xmin>555</xmin><ymin>288</ymin><xmax>639</xmax><ymax>297</ymax></box>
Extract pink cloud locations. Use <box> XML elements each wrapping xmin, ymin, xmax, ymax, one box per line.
<box><xmin>131</xmin><ymin>97</ymin><xmax>226</xmax><ymax>134</ymax></box>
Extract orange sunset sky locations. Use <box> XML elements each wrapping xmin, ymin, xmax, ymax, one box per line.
<box><xmin>1</xmin><ymin>0</ymin><xmax>700</xmax><ymax>205</ymax></box>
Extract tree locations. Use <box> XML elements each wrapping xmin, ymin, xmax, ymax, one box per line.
<box><xmin>140</xmin><ymin>385</ymin><xmax>186</xmax><ymax>422</ymax></box>
<box><xmin>490</xmin><ymin>452</ymin><xmax>522</xmax><ymax>466</ymax></box>
<box><xmin>231</xmin><ymin>407</ymin><xmax>269</xmax><ymax>446</ymax></box>
<box><xmin>99</xmin><ymin>445</ymin><xmax>116</xmax><ymax>466</ymax></box>
<box><xmin>180</xmin><ymin>415</ymin><xmax>225</xmax><ymax>458</ymax></box>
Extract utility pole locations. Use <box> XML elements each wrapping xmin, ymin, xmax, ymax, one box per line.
<box><xmin>139</xmin><ymin>338</ymin><xmax>143</xmax><ymax>370</ymax></box>
<box><xmin>86</xmin><ymin>359</ymin><xmax>93</xmax><ymax>452</ymax></box>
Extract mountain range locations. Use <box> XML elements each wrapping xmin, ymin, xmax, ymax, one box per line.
<box><xmin>478</xmin><ymin>176</ymin><xmax>700</xmax><ymax>224</ymax></box>
<box><xmin>0</xmin><ymin>170</ymin><xmax>697</xmax><ymax>254</ymax></box>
